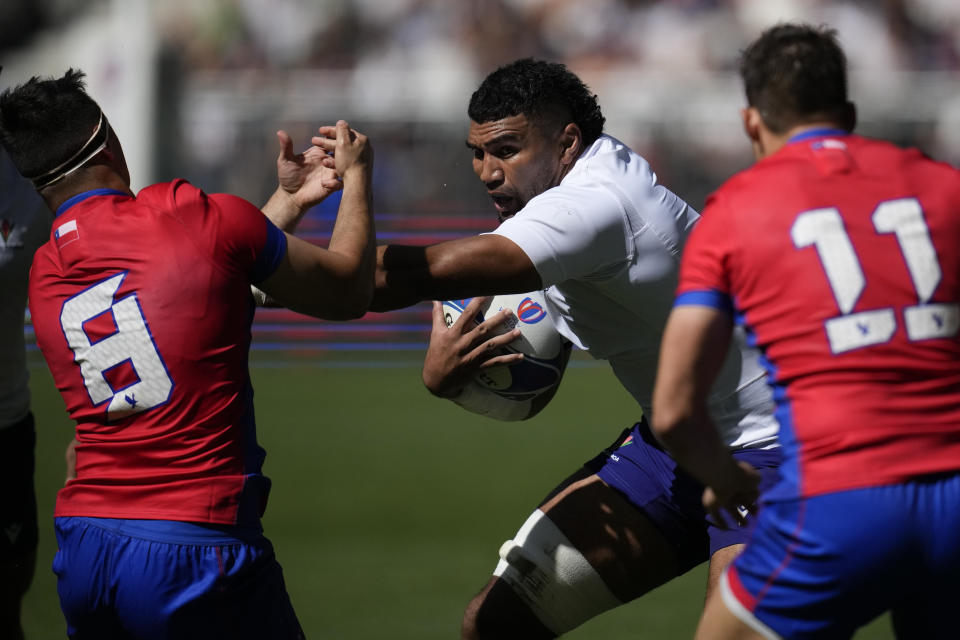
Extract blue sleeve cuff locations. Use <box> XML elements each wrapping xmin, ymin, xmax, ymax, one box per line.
<box><xmin>251</xmin><ymin>219</ymin><xmax>287</xmax><ymax>284</ymax></box>
<box><xmin>674</xmin><ymin>289</ymin><xmax>734</xmax><ymax>314</ymax></box>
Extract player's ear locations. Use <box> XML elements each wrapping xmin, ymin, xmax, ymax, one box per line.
<box><xmin>559</xmin><ymin>123</ymin><xmax>581</xmax><ymax>165</ymax></box>
<box><xmin>741</xmin><ymin>107</ymin><xmax>762</xmax><ymax>144</ymax></box>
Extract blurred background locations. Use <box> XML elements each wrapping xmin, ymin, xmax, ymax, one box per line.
<box><xmin>4</xmin><ymin>0</ymin><xmax>960</xmax><ymax>207</ymax></box>
<box><xmin>4</xmin><ymin>1</ymin><xmax>959</xmax><ymax>638</ymax></box>
<box><xmin>5</xmin><ymin>0</ymin><xmax>960</xmax><ymax>358</ymax></box>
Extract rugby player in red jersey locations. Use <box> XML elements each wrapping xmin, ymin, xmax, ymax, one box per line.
<box><xmin>653</xmin><ymin>24</ymin><xmax>960</xmax><ymax>640</ymax></box>
<box><xmin>0</xmin><ymin>69</ymin><xmax>374</xmax><ymax>639</ymax></box>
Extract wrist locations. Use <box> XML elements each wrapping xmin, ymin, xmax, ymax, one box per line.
<box><xmin>423</xmin><ymin>372</ymin><xmax>464</xmax><ymax>399</ymax></box>
<box><xmin>276</xmin><ymin>185</ymin><xmax>311</xmax><ymax>214</ymax></box>
<box><xmin>340</xmin><ymin>163</ymin><xmax>372</xmax><ymax>184</ymax></box>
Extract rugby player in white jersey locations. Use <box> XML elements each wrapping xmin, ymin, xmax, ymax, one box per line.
<box><xmin>371</xmin><ymin>58</ymin><xmax>780</xmax><ymax>638</ymax></box>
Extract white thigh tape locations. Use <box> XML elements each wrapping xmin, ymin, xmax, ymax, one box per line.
<box><xmin>492</xmin><ymin>509</ymin><xmax>622</xmax><ymax>634</ymax></box>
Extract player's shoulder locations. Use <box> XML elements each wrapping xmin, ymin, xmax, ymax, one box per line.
<box><xmin>543</xmin><ymin>135</ymin><xmax>657</xmax><ymax>208</ymax></box>
<box><xmin>27</xmin><ymin>237</ymin><xmax>59</xmax><ymax>285</ymax></box>
<box><xmin>849</xmin><ymin>135</ymin><xmax>960</xmax><ymax>190</ymax></box>
<box><xmin>136</xmin><ymin>178</ymin><xmax>194</xmax><ymax>203</ymax></box>
<box><xmin>138</xmin><ymin>179</ymin><xmax>260</xmax><ymax>218</ymax></box>
<box><xmin>702</xmin><ymin>163</ymin><xmax>758</xmax><ymax>214</ymax></box>
<box><xmin>576</xmin><ymin>134</ymin><xmax>656</xmax><ymax>182</ymax></box>
<box><xmin>895</xmin><ymin>142</ymin><xmax>960</xmax><ymax>179</ymax></box>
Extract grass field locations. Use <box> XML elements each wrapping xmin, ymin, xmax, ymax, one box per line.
<box><xmin>22</xmin><ymin>353</ymin><xmax>894</xmax><ymax>639</ymax></box>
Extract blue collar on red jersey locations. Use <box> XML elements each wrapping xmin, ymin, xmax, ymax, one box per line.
<box><xmin>787</xmin><ymin>128</ymin><xmax>850</xmax><ymax>145</ymax></box>
<box><xmin>56</xmin><ymin>188</ymin><xmax>129</xmax><ymax>218</ymax></box>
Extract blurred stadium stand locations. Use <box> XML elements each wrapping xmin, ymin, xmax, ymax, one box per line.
<box><xmin>6</xmin><ymin>0</ymin><xmax>960</xmax><ymax>356</ymax></box>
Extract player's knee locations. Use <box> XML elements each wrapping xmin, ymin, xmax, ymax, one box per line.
<box><xmin>462</xmin><ymin>580</ymin><xmax>553</xmax><ymax>640</ymax></box>
<box><xmin>483</xmin><ymin>509</ymin><xmax>622</xmax><ymax>636</ymax></box>
<box><xmin>461</xmin><ymin>593</ymin><xmax>483</xmax><ymax>640</ymax></box>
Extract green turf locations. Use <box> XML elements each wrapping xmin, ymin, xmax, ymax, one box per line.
<box><xmin>22</xmin><ymin>355</ymin><xmax>894</xmax><ymax>638</ymax></box>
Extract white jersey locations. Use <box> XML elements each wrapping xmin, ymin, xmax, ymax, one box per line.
<box><xmin>494</xmin><ymin>135</ymin><xmax>777</xmax><ymax>449</ymax></box>
<box><xmin>0</xmin><ymin>148</ymin><xmax>51</xmax><ymax>428</ymax></box>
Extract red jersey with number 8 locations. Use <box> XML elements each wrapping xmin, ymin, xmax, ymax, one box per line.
<box><xmin>676</xmin><ymin>132</ymin><xmax>960</xmax><ymax>498</ymax></box>
<box><xmin>29</xmin><ymin>181</ymin><xmax>286</xmax><ymax>525</ymax></box>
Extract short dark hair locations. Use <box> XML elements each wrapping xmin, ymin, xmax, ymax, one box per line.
<box><xmin>740</xmin><ymin>24</ymin><xmax>852</xmax><ymax>134</ymax></box>
<box><xmin>468</xmin><ymin>58</ymin><xmax>605</xmax><ymax>146</ymax></box>
<box><xmin>0</xmin><ymin>68</ymin><xmax>103</xmax><ymax>183</ymax></box>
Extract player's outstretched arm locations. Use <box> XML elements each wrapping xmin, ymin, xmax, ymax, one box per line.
<box><xmin>258</xmin><ymin>121</ymin><xmax>376</xmax><ymax>320</ymax></box>
<box><xmin>651</xmin><ymin>304</ymin><xmax>760</xmax><ymax>525</ymax></box>
<box><xmin>422</xmin><ymin>298</ymin><xmax>522</xmax><ymax>398</ymax></box>
<box><xmin>261</xmin><ymin>129</ymin><xmax>342</xmax><ymax>232</ymax></box>
<box><xmin>370</xmin><ymin>235</ymin><xmax>543</xmax><ymax>312</ymax></box>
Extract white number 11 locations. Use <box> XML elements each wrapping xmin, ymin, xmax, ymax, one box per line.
<box><xmin>791</xmin><ymin>197</ymin><xmax>959</xmax><ymax>354</ymax></box>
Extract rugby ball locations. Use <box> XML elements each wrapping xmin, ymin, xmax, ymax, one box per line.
<box><xmin>442</xmin><ymin>291</ymin><xmax>571</xmax><ymax>421</ymax></box>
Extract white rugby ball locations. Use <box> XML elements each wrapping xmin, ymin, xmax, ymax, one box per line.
<box><xmin>441</xmin><ymin>291</ymin><xmax>571</xmax><ymax>421</ymax></box>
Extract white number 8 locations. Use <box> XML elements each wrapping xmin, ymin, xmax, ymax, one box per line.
<box><xmin>60</xmin><ymin>273</ymin><xmax>173</xmax><ymax>417</ymax></box>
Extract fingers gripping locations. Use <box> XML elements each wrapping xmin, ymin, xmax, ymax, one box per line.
<box><xmin>451</xmin><ymin>298</ymin><xmax>522</xmax><ymax>365</ymax></box>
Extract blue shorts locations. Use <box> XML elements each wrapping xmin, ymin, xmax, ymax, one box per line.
<box><xmin>589</xmin><ymin>421</ymin><xmax>782</xmax><ymax>572</ymax></box>
<box><xmin>724</xmin><ymin>474</ymin><xmax>960</xmax><ymax>639</ymax></box>
<box><xmin>0</xmin><ymin>413</ymin><xmax>38</xmax><ymax>560</ymax></box>
<box><xmin>54</xmin><ymin>517</ymin><xmax>304</xmax><ymax>640</ymax></box>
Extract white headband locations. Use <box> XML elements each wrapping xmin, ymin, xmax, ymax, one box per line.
<box><xmin>29</xmin><ymin>111</ymin><xmax>109</xmax><ymax>190</ymax></box>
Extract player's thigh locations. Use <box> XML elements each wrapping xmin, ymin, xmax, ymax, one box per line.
<box><xmin>470</xmin><ymin>472</ymin><xmax>683</xmax><ymax>638</ymax></box>
<box><xmin>470</xmin><ymin>422</ymin><xmax>723</xmax><ymax>637</ymax></box>
<box><xmin>587</xmin><ymin>421</ymin><xmax>777</xmax><ymax>586</ymax></box>
<box><xmin>464</xmin><ymin>576</ymin><xmax>555</xmax><ymax>639</ymax></box>
<box><xmin>538</xmin><ymin>472</ymin><xmax>683</xmax><ymax>600</ymax></box>
<box><xmin>706</xmin><ymin>543</ymin><xmax>743</xmax><ymax>601</ymax></box>
<box><xmin>536</xmin><ymin>420</ymin><xmax>752</xmax><ymax>597</ymax></box>
<box><xmin>696</xmin><ymin>588</ymin><xmax>770</xmax><ymax>640</ymax></box>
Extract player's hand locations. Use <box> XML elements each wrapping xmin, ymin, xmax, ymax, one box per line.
<box><xmin>65</xmin><ymin>437</ymin><xmax>78</xmax><ymax>485</ymax></box>
<box><xmin>312</xmin><ymin>120</ymin><xmax>373</xmax><ymax>181</ymax></box>
<box><xmin>275</xmin><ymin>129</ymin><xmax>342</xmax><ymax>209</ymax></box>
<box><xmin>701</xmin><ymin>460</ymin><xmax>761</xmax><ymax>529</ymax></box>
<box><xmin>422</xmin><ymin>299</ymin><xmax>522</xmax><ymax>398</ymax></box>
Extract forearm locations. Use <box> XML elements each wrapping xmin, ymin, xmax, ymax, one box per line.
<box><xmin>370</xmin><ymin>238</ymin><xmax>542</xmax><ymax>312</ymax></box>
<box><xmin>371</xmin><ymin>273</ymin><xmax>430</xmax><ymax>312</ymax></box>
<box><xmin>261</xmin><ymin>187</ymin><xmax>309</xmax><ymax>232</ymax></box>
<box><xmin>370</xmin><ymin>244</ymin><xmax>427</xmax><ymax>311</ymax></box>
<box><xmin>651</xmin><ymin>305</ymin><xmax>740</xmax><ymax>487</ymax></box>
<box><xmin>653</xmin><ymin>407</ymin><xmax>738</xmax><ymax>489</ymax></box>
<box><xmin>325</xmin><ymin>166</ymin><xmax>376</xmax><ymax>308</ymax></box>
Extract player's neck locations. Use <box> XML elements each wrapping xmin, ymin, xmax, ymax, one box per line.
<box><xmin>755</xmin><ymin>121</ymin><xmax>848</xmax><ymax>160</ymax></box>
<box><xmin>40</xmin><ymin>165</ymin><xmax>133</xmax><ymax>213</ymax></box>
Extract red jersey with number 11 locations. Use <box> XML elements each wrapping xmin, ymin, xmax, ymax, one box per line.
<box><xmin>676</xmin><ymin>132</ymin><xmax>960</xmax><ymax>499</ymax></box>
<box><xmin>29</xmin><ymin>180</ymin><xmax>286</xmax><ymax>526</ymax></box>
